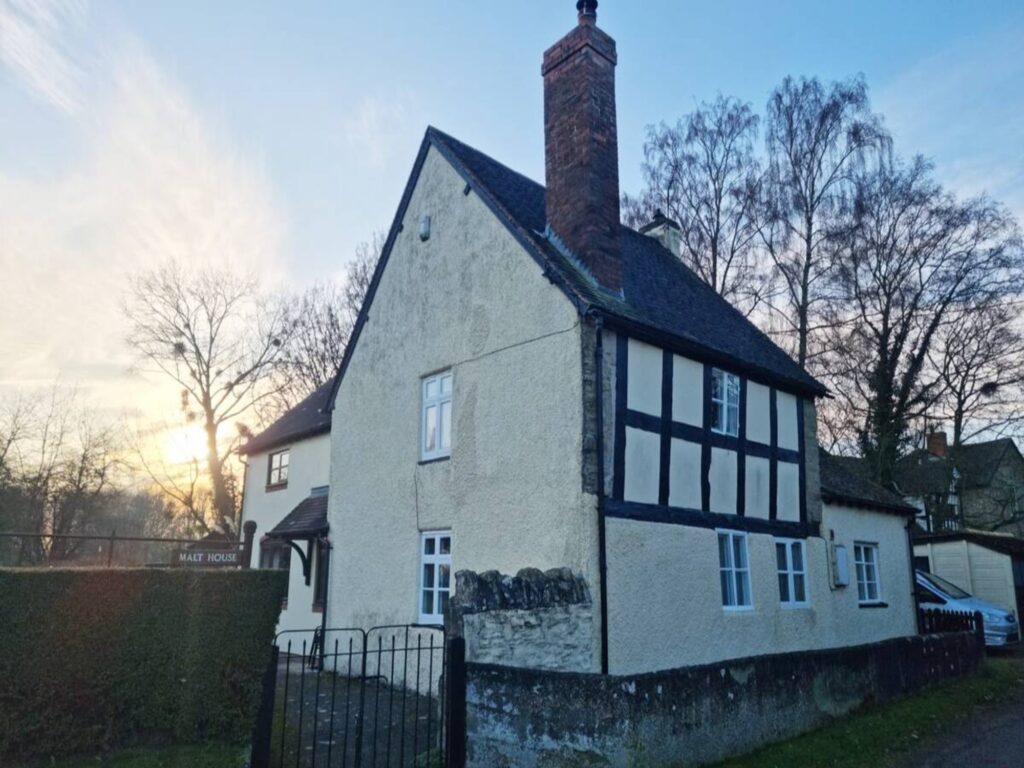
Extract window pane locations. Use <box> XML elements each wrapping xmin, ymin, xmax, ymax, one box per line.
<box><xmin>727</xmin><ymin>374</ymin><xmax>740</xmax><ymax>403</ymax></box>
<box><xmin>867</xmin><ymin>581</ymin><xmax>878</xmax><ymax>601</ymax></box>
<box><xmin>727</xmin><ymin>404</ymin><xmax>739</xmax><ymax>436</ymax></box>
<box><xmin>791</xmin><ymin>542</ymin><xmax>803</xmax><ymax>571</ymax></box>
<box><xmin>736</xmin><ymin>571</ymin><xmax>750</xmax><ymax>606</ymax></box>
<box><xmin>424</xmin><ymin>405</ymin><xmax>437</xmax><ymax>451</ymax></box>
<box><xmin>441</xmin><ymin>375</ymin><xmax>452</xmax><ymax>394</ymax></box>
<box><xmin>438</xmin><ymin>564</ymin><xmax>450</xmax><ymax>589</ymax></box>
<box><xmin>422</xmin><ymin>590</ymin><xmax>434</xmax><ymax>615</ymax></box>
<box><xmin>711</xmin><ymin>371</ymin><xmax>722</xmax><ymax>400</ymax></box>
<box><xmin>864</xmin><ymin>546</ymin><xmax>875</xmax><ymax>565</ymax></box>
<box><xmin>280</xmin><ymin>451</ymin><xmax>289</xmax><ymax>468</ymax></box>
<box><xmin>778</xmin><ymin>573</ymin><xmax>790</xmax><ymax>602</ymax></box>
<box><xmin>423</xmin><ymin>563</ymin><xmax>434</xmax><ymax>588</ymax></box>
<box><xmin>426</xmin><ymin>379</ymin><xmax>439</xmax><ymax>399</ymax></box>
<box><xmin>794</xmin><ymin>574</ymin><xmax>806</xmax><ymax>602</ymax></box>
<box><xmin>718</xmin><ymin>534</ymin><xmax>731</xmax><ymax>568</ymax></box>
<box><xmin>776</xmin><ymin>543</ymin><xmax>787</xmax><ymax>571</ymax></box>
<box><xmin>424</xmin><ymin>537</ymin><xmax>435</xmax><ymax>555</ymax></box>
<box><xmin>711</xmin><ymin>402</ymin><xmax>723</xmax><ymax>432</ymax></box>
<box><xmin>439</xmin><ymin>590</ymin><xmax>449</xmax><ymax>615</ymax></box>
<box><xmin>439</xmin><ymin>536</ymin><xmax>451</xmax><ymax>555</ymax></box>
<box><xmin>720</xmin><ymin>570</ymin><xmax>733</xmax><ymax>606</ymax></box>
<box><xmin>440</xmin><ymin>401</ymin><xmax>451</xmax><ymax>450</ymax></box>
<box><xmin>733</xmin><ymin>536</ymin><xmax>747</xmax><ymax>569</ymax></box>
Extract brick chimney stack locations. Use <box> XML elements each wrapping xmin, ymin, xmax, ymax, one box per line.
<box><xmin>927</xmin><ymin>431</ymin><xmax>948</xmax><ymax>458</ymax></box>
<box><xmin>542</xmin><ymin>0</ymin><xmax>622</xmax><ymax>292</ymax></box>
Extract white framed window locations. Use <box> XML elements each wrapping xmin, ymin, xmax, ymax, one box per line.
<box><xmin>419</xmin><ymin>531</ymin><xmax>452</xmax><ymax>624</ymax></box>
<box><xmin>421</xmin><ymin>371</ymin><xmax>453</xmax><ymax>460</ymax></box>
<box><xmin>710</xmin><ymin>369</ymin><xmax>740</xmax><ymax>437</ymax></box>
<box><xmin>717</xmin><ymin>530</ymin><xmax>752</xmax><ymax>609</ymax></box>
<box><xmin>776</xmin><ymin>538</ymin><xmax>808</xmax><ymax>606</ymax></box>
<box><xmin>854</xmin><ymin>542</ymin><xmax>881</xmax><ymax>604</ymax></box>
<box><xmin>267</xmin><ymin>449</ymin><xmax>289</xmax><ymax>487</ymax></box>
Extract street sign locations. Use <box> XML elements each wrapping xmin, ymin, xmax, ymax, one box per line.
<box><xmin>173</xmin><ymin>548</ymin><xmax>243</xmax><ymax>568</ymax></box>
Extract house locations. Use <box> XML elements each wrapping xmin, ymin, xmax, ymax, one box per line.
<box><xmin>914</xmin><ymin>530</ymin><xmax>1024</xmax><ymax>619</ymax></box>
<box><xmin>239</xmin><ymin>381</ymin><xmax>333</xmax><ymax>645</ymax></box>
<box><xmin>323</xmin><ymin>1</ymin><xmax>917</xmax><ymax>673</ymax></box>
<box><xmin>895</xmin><ymin>433</ymin><xmax>1024</xmax><ymax>535</ymax></box>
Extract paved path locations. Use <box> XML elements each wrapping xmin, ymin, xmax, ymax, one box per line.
<box><xmin>897</xmin><ymin>692</ymin><xmax>1024</xmax><ymax>768</ymax></box>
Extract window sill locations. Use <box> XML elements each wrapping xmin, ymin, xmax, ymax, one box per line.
<box><xmin>266</xmin><ymin>483</ymin><xmax>288</xmax><ymax>492</ymax></box>
<box><xmin>859</xmin><ymin>601</ymin><xmax>889</xmax><ymax>609</ymax></box>
<box><xmin>722</xmin><ymin>606</ymin><xmax>754</xmax><ymax>613</ymax></box>
<box><xmin>418</xmin><ymin>455</ymin><xmax>450</xmax><ymax>466</ymax></box>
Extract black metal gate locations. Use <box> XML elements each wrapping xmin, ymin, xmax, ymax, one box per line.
<box><xmin>250</xmin><ymin>625</ymin><xmax>465</xmax><ymax>768</ymax></box>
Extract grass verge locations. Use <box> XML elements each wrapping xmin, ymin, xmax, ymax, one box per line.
<box><xmin>24</xmin><ymin>743</ymin><xmax>243</xmax><ymax>768</ymax></box>
<box><xmin>712</xmin><ymin>654</ymin><xmax>1024</xmax><ymax>768</ymax></box>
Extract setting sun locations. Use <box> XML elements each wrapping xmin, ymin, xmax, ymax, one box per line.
<box><xmin>162</xmin><ymin>423</ymin><xmax>208</xmax><ymax>465</ymax></box>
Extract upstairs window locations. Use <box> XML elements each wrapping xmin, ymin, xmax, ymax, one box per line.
<box><xmin>419</xmin><ymin>532</ymin><xmax>452</xmax><ymax>624</ymax></box>
<box><xmin>854</xmin><ymin>542</ymin><xmax>881</xmax><ymax>604</ymax></box>
<box><xmin>421</xmin><ymin>371</ymin><xmax>453</xmax><ymax>461</ymax></box>
<box><xmin>718</xmin><ymin>530</ymin><xmax>751</xmax><ymax>609</ymax></box>
<box><xmin>710</xmin><ymin>369</ymin><xmax>740</xmax><ymax>437</ymax></box>
<box><xmin>267</xmin><ymin>449</ymin><xmax>289</xmax><ymax>488</ymax></box>
<box><xmin>776</xmin><ymin>539</ymin><xmax>808</xmax><ymax>606</ymax></box>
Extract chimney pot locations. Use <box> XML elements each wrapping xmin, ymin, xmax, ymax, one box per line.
<box><xmin>639</xmin><ymin>210</ymin><xmax>682</xmax><ymax>256</ymax></box>
<box><xmin>927</xmin><ymin>431</ymin><xmax>948</xmax><ymax>458</ymax></box>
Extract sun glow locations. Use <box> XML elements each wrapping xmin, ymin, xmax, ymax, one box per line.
<box><xmin>162</xmin><ymin>423</ymin><xmax>208</xmax><ymax>465</ymax></box>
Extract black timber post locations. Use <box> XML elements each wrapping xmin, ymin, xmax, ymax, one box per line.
<box><xmin>250</xmin><ymin>644</ymin><xmax>278</xmax><ymax>768</ymax></box>
<box><xmin>242</xmin><ymin>520</ymin><xmax>257</xmax><ymax>569</ymax></box>
<box><xmin>445</xmin><ymin>636</ymin><xmax>467</xmax><ymax>768</ymax></box>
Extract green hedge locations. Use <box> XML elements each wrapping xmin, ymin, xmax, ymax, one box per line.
<box><xmin>0</xmin><ymin>568</ymin><xmax>286</xmax><ymax>761</ymax></box>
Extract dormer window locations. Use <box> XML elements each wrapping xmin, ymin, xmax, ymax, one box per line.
<box><xmin>421</xmin><ymin>370</ymin><xmax>453</xmax><ymax>461</ymax></box>
<box><xmin>710</xmin><ymin>369</ymin><xmax>740</xmax><ymax>437</ymax></box>
<box><xmin>267</xmin><ymin>449</ymin><xmax>289</xmax><ymax>489</ymax></box>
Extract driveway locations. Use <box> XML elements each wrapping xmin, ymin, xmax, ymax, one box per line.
<box><xmin>897</xmin><ymin>650</ymin><xmax>1024</xmax><ymax>768</ymax></box>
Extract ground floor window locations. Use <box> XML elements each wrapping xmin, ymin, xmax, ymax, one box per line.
<box><xmin>717</xmin><ymin>530</ymin><xmax>751</xmax><ymax>609</ymax></box>
<box><xmin>419</xmin><ymin>531</ymin><xmax>452</xmax><ymax>624</ymax></box>
<box><xmin>259</xmin><ymin>539</ymin><xmax>291</xmax><ymax>606</ymax></box>
<box><xmin>776</xmin><ymin>538</ymin><xmax>807</xmax><ymax>606</ymax></box>
<box><xmin>854</xmin><ymin>542</ymin><xmax>881</xmax><ymax>604</ymax></box>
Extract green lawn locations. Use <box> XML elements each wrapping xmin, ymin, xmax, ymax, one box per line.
<box><xmin>24</xmin><ymin>743</ymin><xmax>243</xmax><ymax>768</ymax></box>
<box><xmin>712</xmin><ymin>654</ymin><xmax>1024</xmax><ymax>768</ymax></box>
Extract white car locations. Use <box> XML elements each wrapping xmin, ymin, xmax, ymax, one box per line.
<box><xmin>916</xmin><ymin>570</ymin><xmax>1020</xmax><ymax>647</ymax></box>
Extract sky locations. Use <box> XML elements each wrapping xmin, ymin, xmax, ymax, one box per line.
<box><xmin>1</xmin><ymin>0</ymin><xmax>1022</xmax><ymax>443</ymax></box>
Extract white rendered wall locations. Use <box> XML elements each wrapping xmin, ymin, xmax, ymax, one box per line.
<box><xmin>914</xmin><ymin>540</ymin><xmax>1017</xmax><ymax>614</ymax></box>
<box><xmin>327</xmin><ymin>147</ymin><xmax>600</xmax><ymax>666</ymax></box>
<box><xmin>241</xmin><ymin>432</ymin><xmax>332</xmax><ymax>644</ymax></box>
<box><xmin>606</xmin><ymin>503</ymin><xmax>916</xmax><ymax>674</ymax></box>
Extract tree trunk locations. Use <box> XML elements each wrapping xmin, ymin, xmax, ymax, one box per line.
<box><xmin>204</xmin><ymin>414</ymin><xmax>234</xmax><ymax>533</ymax></box>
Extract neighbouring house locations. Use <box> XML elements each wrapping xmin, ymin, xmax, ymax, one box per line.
<box><xmin>239</xmin><ymin>381</ymin><xmax>333</xmax><ymax>645</ymax></box>
<box><xmin>894</xmin><ymin>433</ymin><xmax>1024</xmax><ymax>536</ymax></box>
<box><xmin>323</xmin><ymin>1</ymin><xmax>918</xmax><ymax>674</ymax></box>
<box><xmin>914</xmin><ymin>530</ymin><xmax>1024</xmax><ymax>619</ymax></box>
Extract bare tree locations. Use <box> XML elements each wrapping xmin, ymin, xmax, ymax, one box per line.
<box><xmin>124</xmin><ymin>262</ymin><xmax>293</xmax><ymax>532</ymax></box>
<box><xmin>760</xmin><ymin>76</ymin><xmax>888</xmax><ymax>367</ymax></box>
<box><xmin>266</xmin><ymin>232</ymin><xmax>384</xmax><ymax>415</ymax></box>
<box><xmin>825</xmin><ymin>156</ymin><xmax>1024</xmax><ymax>484</ymax></box>
<box><xmin>930</xmin><ymin>297</ymin><xmax>1024</xmax><ymax>447</ymax></box>
<box><xmin>622</xmin><ymin>97</ymin><xmax>768</xmax><ymax>314</ymax></box>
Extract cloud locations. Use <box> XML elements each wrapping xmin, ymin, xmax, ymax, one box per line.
<box><xmin>0</xmin><ymin>0</ymin><xmax>87</xmax><ymax>113</ymax></box>
<box><xmin>876</xmin><ymin>24</ymin><xmax>1024</xmax><ymax>219</ymax></box>
<box><xmin>0</xmin><ymin>0</ymin><xmax>286</xmax><ymax>426</ymax></box>
<box><xmin>341</xmin><ymin>93</ymin><xmax>415</xmax><ymax>169</ymax></box>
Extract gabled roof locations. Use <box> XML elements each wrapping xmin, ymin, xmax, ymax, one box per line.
<box><xmin>894</xmin><ymin>439</ymin><xmax>1022</xmax><ymax>496</ymax></box>
<box><xmin>328</xmin><ymin>127</ymin><xmax>825</xmax><ymax>409</ymax></box>
<box><xmin>239</xmin><ymin>381</ymin><xmax>333</xmax><ymax>456</ymax></box>
<box><xmin>915</xmin><ymin>529</ymin><xmax>1024</xmax><ymax>558</ymax></box>
<box><xmin>267</xmin><ymin>488</ymin><xmax>329</xmax><ymax>539</ymax></box>
<box><xmin>819</xmin><ymin>450</ymin><xmax>917</xmax><ymax>516</ymax></box>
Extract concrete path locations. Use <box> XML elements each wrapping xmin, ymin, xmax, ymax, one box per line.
<box><xmin>897</xmin><ymin>692</ymin><xmax>1024</xmax><ymax>768</ymax></box>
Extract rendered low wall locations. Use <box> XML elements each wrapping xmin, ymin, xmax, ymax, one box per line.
<box><xmin>465</xmin><ymin>631</ymin><xmax>983</xmax><ymax>767</ymax></box>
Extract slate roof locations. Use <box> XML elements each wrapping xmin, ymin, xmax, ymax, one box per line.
<box><xmin>240</xmin><ymin>381</ymin><xmax>333</xmax><ymax>456</ymax></box>
<box><xmin>426</xmin><ymin>128</ymin><xmax>825</xmax><ymax>397</ymax></box>
<box><xmin>818</xmin><ymin>450</ymin><xmax>916</xmax><ymax>516</ymax></box>
<box><xmin>328</xmin><ymin>128</ymin><xmax>825</xmax><ymax>406</ymax></box>
<box><xmin>893</xmin><ymin>439</ymin><xmax>1021</xmax><ymax>496</ymax></box>
<box><xmin>267</xmin><ymin>488</ymin><xmax>329</xmax><ymax>539</ymax></box>
<box><xmin>916</xmin><ymin>529</ymin><xmax>1024</xmax><ymax>558</ymax></box>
